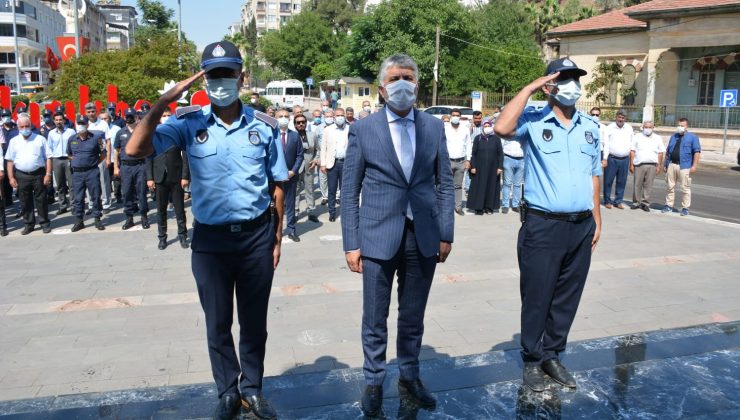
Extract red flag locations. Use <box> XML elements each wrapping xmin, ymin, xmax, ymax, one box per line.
<box><xmin>46</xmin><ymin>47</ymin><xmax>60</xmax><ymax>71</ymax></box>
<box><xmin>56</xmin><ymin>36</ymin><xmax>91</xmax><ymax>61</ymax></box>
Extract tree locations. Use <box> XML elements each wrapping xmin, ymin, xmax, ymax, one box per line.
<box><xmin>224</xmin><ymin>31</ymin><xmax>251</xmax><ymax>69</ymax></box>
<box><xmin>244</xmin><ymin>17</ymin><xmax>258</xmax><ymax>56</ymax></box>
<box><xmin>135</xmin><ymin>0</ymin><xmax>177</xmax><ymax>44</ymax></box>
<box><xmin>307</xmin><ymin>0</ymin><xmax>366</xmax><ymax>34</ymax></box>
<box><xmin>259</xmin><ymin>12</ymin><xmax>340</xmax><ymax>81</ymax></box>
<box><xmin>584</xmin><ymin>61</ymin><xmax>636</xmax><ymax>105</ymax></box>
<box><xmin>525</xmin><ymin>0</ymin><xmax>571</xmax><ymax>46</ymax></box>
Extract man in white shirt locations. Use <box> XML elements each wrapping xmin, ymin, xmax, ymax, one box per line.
<box><xmin>589</xmin><ymin>107</ymin><xmax>609</xmax><ymax>170</ymax></box>
<box><xmin>444</xmin><ymin>108</ymin><xmax>471</xmax><ymax>215</ymax></box>
<box><xmin>0</xmin><ymin>146</ymin><xmax>6</xmax><ymax>236</ymax></box>
<box><xmin>629</xmin><ymin>121</ymin><xmax>664</xmax><ymax>211</ymax></box>
<box><xmin>100</xmin><ymin>112</ymin><xmax>122</xmax><ymax>203</ymax></box>
<box><xmin>5</xmin><ymin>114</ymin><xmax>53</xmax><ymax>234</ymax></box>
<box><xmin>320</xmin><ymin>107</ymin><xmax>349</xmax><ymax>222</ymax></box>
<box><xmin>603</xmin><ymin>110</ymin><xmax>633</xmax><ymax>209</ymax></box>
<box><xmin>85</xmin><ymin>102</ymin><xmax>113</xmax><ymax>211</ymax></box>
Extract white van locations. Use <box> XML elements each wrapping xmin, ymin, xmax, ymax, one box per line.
<box><xmin>264</xmin><ymin>79</ymin><xmax>305</xmax><ymax>109</ymax></box>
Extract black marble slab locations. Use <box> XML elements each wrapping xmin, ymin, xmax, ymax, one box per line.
<box><xmin>1</xmin><ymin>322</ymin><xmax>738</xmax><ymax>419</ymax></box>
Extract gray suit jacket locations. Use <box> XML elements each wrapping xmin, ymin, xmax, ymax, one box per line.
<box><xmin>341</xmin><ymin>108</ymin><xmax>455</xmax><ymax>260</ymax></box>
<box><xmin>298</xmin><ymin>131</ymin><xmax>317</xmax><ymax>173</ymax></box>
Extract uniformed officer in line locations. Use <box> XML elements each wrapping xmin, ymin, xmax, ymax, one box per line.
<box><xmin>125</xmin><ymin>41</ymin><xmax>288</xmax><ymax>420</ymax></box>
<box><xmin>108</xmin><ymin>102</ymin><xmax>125</xmax><ymax>128</ymax></box>
<box><xmin>114</xmin><ymin>107</ymin><xmax>150</xmax><ymax>230</ymax></box>
<box><xmin>38</xmin><ymin>110</ymin><xmax>56</xmax><ymax>138</ymax></box>
<box><xmin>68</xmin><ymin>115</ymin><xmax>106</xmax><ymax>232</ymax></box>
<box><xmin>495</xmin><ymin>57</ymin><xmax>602</xmax><ymax>392</ymax></box>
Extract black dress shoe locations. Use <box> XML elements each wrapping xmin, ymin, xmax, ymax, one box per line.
<box><xmin>141</xmin><ymin>215</ymin><xmax>150</xmax><ymax>229</ymax></box>
<box><xmin>94</xmin><ymin>218</ymin><xmax>105</xmax><ymax>231</ymax></box>
<box><xmin>71</xmin><ymin>219</ymin><xmax>85</xmax><ymax>232</ymax></box>
<box><xmin>474</xmin><ymin>210</ymin><xmax>483</xmax><ymax>215</ymax></box>
<box><xmin>641</xmin><ymin>204</ymin><xmax>650</xmax><ymax>212</ymax></box>
<box><xmin>523</xmin><ymin>363</ymin><xmax>546</xmax><ymax>392</ymax></box>
<box><xmin>0</xmin><ymin>227</ymin><xmax>7</xmax><ymax>237</ymax></box>
<box><xmin>541</xmin><ymin>359</ymin><xmax>577</xmax><ymax>388</ymax></box>
<box><xmin>122</xmin><ymin>217</ymin><xmax>135</xmax><ymax>230</ymax></box>
<box><xmin>455</xmin><ymin>208</ymin><xmax>465</xmax><ymax>216</ymax></box>
<box><xmin>242</xmin><ymin>393</ymin><xmax>277</xmax><ymax>419</ymax></box>
<box><xmin>42</xmin><ymin>225</ymin><xmax>52</xmax><ymax>234</ymax></box>
<box><xmin>399</xmin><ymin>379</ymin><xmax>436</xmax><ymax>408</ymax></box>
<box><xmin>158</xmin><ymin>238</ymin><xmax>168</xmax><ymax>250</ymax></box>
<box><xmin>21</xmin><ymin>226</ymin><xmax>34</xmax><ymax>235</ymax></box>
<box><xmin>15</xmin><ymin>211</ymin><xmax>23</xmax><ymax>219</ymax></box>
<box><xmin>501</xmin><ymin>207</ymin><xmax>509</xmax><ymax>214</ymax></box>
<box><xmin>329</xmin><ymin>216</ymin><xmax>336</xmax><ymax>222</ymax></box>
<box><xmin>56</xmin><ymin>207</ymin><xmax>68</xmax><ymax>216</ymax></box>
<box><xmin>512</xmin><ymin>207</ymin><xmax>520</xmax><ymax>213</ymax></box>
<box><xmin>361</xmin><ymin>385</ymin><xmax>383</xmax><ymax>417</ymax></box>
<box><xmin>179</xmin><ymin>235</ymin><xmax>189</xmax><ymax>249</ymax></box>
<box><xmin>288</xmin><ymin>233</ymin><xmax>300</xmax><ymax>242</ymax></box>
<box><xmin>214</xmin><ymin>393</ymin><xmax>241</xmax><ymax>420</ymax></box>
<box><xmin>308</xmin><ymin>214</ymin><xmax>319</xmax><ymax>223</ymax></box>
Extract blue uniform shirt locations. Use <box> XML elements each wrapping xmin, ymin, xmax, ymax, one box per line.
<box><xmin>152</xmin><ymin>104</ymin><xmax>289</xmax><ymax>224</ymax></box>
<box><xmin>114</xmin><ymin>127</ymin><xmax>137</xmax><ymax>162</ymax></box>
<box><xmin>665</xmin><ymin>132</ymin><xmax>700</xmax><ymax>170</ymax></box>
<box><xmin>515</xmin><ymin>105</ymin><xmax>601</xmax><ymax>213</ymax></box>
<box><xmin>68</xmin><ymin>132</ymin><xmax>104</xmax><ymax>168</ymax></box>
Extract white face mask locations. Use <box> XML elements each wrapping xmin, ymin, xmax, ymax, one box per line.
<box><xmin>550</xmin><ymin>79</ymin><xmax>582</xmax><ymax>107</ymax></box>
<box><xmin>383</xmin><ymin>79</ymin><xmax>417</xmax><ymax>111</ymax></box>
<box><xmin>322</xmin><ymin>106</ymin><xmax>329</xmax><ymax>113</ymax></box>
<box><xmin>335</xmin><ymin>116</ymin><xmax>346</xmax><ymax>126</ymax></box>
<box><xmin>20</xmin><ymin>128</ymin><xmax>32</xmax><ymax>137</ymax></box>
<box><xmin>676</xmin><ymin>126</ymin><xmax>686</xmax><ymax>135</ymax></box>
<box><xmin>643</xmin><ymin>128</ymin><xmax>653</xmax><ymax>137</ymax></box>
<box><xmin>2</xmin><ymin>117</ymin><xmax>11</xmax><ymax>124</ymax></box>
<box><xmin>250</xmin><ymin>98</ymin><xmax>257</xmax><ymax>104</ymax></box>
<box><xmin>450</xmin><ymin>116</ymin><xmax>461</xmax><ymax>125</ymax></box>
<box><xmin>324</xmin><ymin>117</ymin><xmax>334</xmax><ymax>125</ymax></box>
<box><xmin>363</xmin><ymin>106</ymin><xmax>371</xmax><ymax>113</ymax></box>
<box><xmin>483</xmin><ymin>126</ymin><xmax>494</xmax><ymax>135</ymax></box>
<box><xmin>160</xmin><ymin>116</ymin><xmax>170</xmax><ymax>124</ymax></box>
<box><xmin>77</xmin><ymin>125</ymin><xmax>88</xmax><ymax>134</ymax></box>
<box><xmin>205</xmin><ymin>78</ymin><xmax>240</xmax><ymax>107</ymax></box>
<box><xmin>278</xmin><ymin>117</ymin><xmax>289</xmax><ymax>128</ymax></box>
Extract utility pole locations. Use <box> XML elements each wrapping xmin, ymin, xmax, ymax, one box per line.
<box><xmin>432</xmin><ymin>26</ymin><xmax>440</xmax><ymax>107</ymax></box>
<box><xmin>74</xmin><ymin>0</ymin><xmax>81</xmax><ymax>58</ymax></box>
<box><xmin>177</xmin><ymin>0</ymin><xmax>182</xmax><ymax>69</ymax></box>
<box><xmin>11</xmin><ymin>0</ymin><xmax>22</xmax><ymax>94</ymax></box>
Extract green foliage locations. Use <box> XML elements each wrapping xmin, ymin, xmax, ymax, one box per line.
<box><xmin>11</xmin><ymin>96</ymin><xmax>28</xmax><ymax>109</ymax></box>
<box><xmin>307</xmin><ymin>0</ymin><xmax>366</xmax><ymax>33</ymax></box>
<box><xmin>245</xmin><ymin>17</ymin><xmax>258</xmax><ymax>56</ymax></box>
<box><xmin>137</xmin><ymin>0</ymin><xmax>173</xmax><ymax>28</ymax></box>
<box><xmin>224</xmin><ymin>31</ymin><xmax>252</xmax><ymax>70</ymax></box>
<box><xmin>239</xmin><ymin>93</ymin><xmax>272</xmax><ymax>109</ymax></box>
<box><xmin>259</xmin><ymin>12</ymin><xmax>340</xmax><ymax>81</ymax></box>
<box><xmin>585</xmin><ymin>61</ymin><xmax>636</xmax><ymax>105</ymax></box>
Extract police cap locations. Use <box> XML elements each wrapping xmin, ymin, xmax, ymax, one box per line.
<box><xmin>107</xmin><ymin>102</ymin><xmax>116</xmax><ymax>109</ymax></box>
<box><xmin>200</xmin><ymin>41</ymin><xmax>243</xmax><ymax>73</ymax></box>
<box><xmin>545</xmin><ymin>57</ymin><xmax>587</xmax><ymax>77</ymax></box>
<box><xmin>124</xmin><ymin>107</ymin><xmax>137</xmax><ymax>117</ymax></box>
<box><xmin>77</xmin><ymin>115</ymin><xmax>89</xmax><ymax>125</ymax></box>
<box><xmin>1</xmin><ymin>109</ymin><xmax>10</xmax><ymax>117</ymax></box>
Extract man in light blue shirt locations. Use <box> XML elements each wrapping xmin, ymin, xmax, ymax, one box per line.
<box><xmin>46</xmin><ymin>112</ymin><xmax>76</xmax><ymax>215</ymax></box>
<box><xmin>5</xmin><ymin>114</ymin><xmax>53</xmax><ymax>234</ymax></box>
<box><xmin>495</xmin><ymin>57</ymin><xmax>602</xmax><ymax>393</ymax></box>
<box><xmin>125</xmin><ymin>41</ymin><xmax>287</xmax><ymax>420</ymax></box>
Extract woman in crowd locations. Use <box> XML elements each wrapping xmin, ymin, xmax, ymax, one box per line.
<box><xmin>467</xmin><ymin>119</ymin><xmax>503</xmax><ymax>215</ymax></box>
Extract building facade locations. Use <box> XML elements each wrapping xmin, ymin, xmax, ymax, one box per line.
<box><xmin>40</xmin><ymin>0</ymin><xmax>107</xmax><ymax>52</ymax></box>
<box><xmin>241</xmin><ymin>0</ymin><xmax>304</xmax><ymax>36</ymax></box>
<box><xmin>0</xmin><ymin>0</ymin><xmax>66</xmax><ymax>91</ymax></box>
<box><xmin>97</xmin><ymin>1</ymin><xmax>138</xmax><ymax>50</ymax></box>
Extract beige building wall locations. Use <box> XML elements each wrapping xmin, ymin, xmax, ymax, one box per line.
<box><xmin>647</xmin><ymin>13</ymin><xmax>740</xmax><ymax>50</ymax></box>
<box><xmin>654</xmin><ymin>50</ymin><xmax>679</xmax><ymax>106</ymax></box>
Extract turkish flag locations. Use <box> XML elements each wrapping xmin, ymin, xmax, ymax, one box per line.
<box><xmin>46</xmin><ymin>47</ymin><xmax>60</xmax><ymax>71</ymax></box>
<box><xmin>56</xmin><ymin>36</ymin><xmax>91</xmax><ymax>61</ymax></box>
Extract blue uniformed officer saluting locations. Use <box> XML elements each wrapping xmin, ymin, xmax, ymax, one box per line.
<box><xmin>125</xmin><ymin>41</ymin><xmax>288</xmax><ymax>420</ymax></box>
<box><xmin>68</xmin><ymin>115</ymin><xmax>106</xmax><ymax>232</ymax></box>
<box><xmin>495</xmin><ymin>57</ymin><xmax>603</xmax><ymax>392</ymax></box>
<box><xmin>114</xmin><ymin>107</ymin><xmax>150</xmax><ymax>230</ymax></box>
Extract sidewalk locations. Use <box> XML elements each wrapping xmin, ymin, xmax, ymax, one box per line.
<box><xmin>0</xmin><ymin>198</ymin><xmax>739</xmax><ymax>402</ymax></box>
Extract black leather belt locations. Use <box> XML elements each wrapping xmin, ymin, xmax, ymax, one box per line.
<box><xmin>450</xmin><ymin>157</ymin><xmax>466</xmax><ymax>162</ymax></box>
<box><xmin>72</xmin><ymin>165</ymin><xmax>97</xmax><ymax>173</ymax></box>
<box><xmin>52</xmin><ymin>156</ymin><xmax>68</xmax><ymax>160</ymax></box>
<box><xmin>505</xmin><ymin>155</ymin><xmax>524</xmax><ymax>160</ymax></box>
<box><xmin>15</xmin><ymin>168</ymin><xmax>45</xmax><ymax>176</ymax></box>
<box><xmin>528</xmin><ymin>208</ymin><xmax>592</xmax><ymax>222</ymax></box>
<box><xmin>609</xmin><ymin>154</ymin><xmax>629</xmax><ymax>160</ymax></box>
<box><xmin>195</xmin><ymin>209</ymin><xmax>272</xmax><ymax>233</ymax></box>
<box><xmin>121</xmin><ymin>159</ymin><xmax>145</xmax><ymax>166</ymax></box>
<box><xmin>334</xmin><ymin>158</ymin><xmax>345</xmax><ymax>162</ymax></box>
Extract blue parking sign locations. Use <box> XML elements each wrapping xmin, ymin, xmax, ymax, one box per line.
<box><xmin>471</xmin><ymin>91</ymin><xmax>482</xmax><ymax>99</ymax></box>
<box><xmin>306</xmin><ymin>77</ymin><xmax>314</xmax><ymax>86</ymax></box>
<box><xmin>720</xmin><ymin>89</ymin><xmax>737</xmax><ymax>107</ymax></box>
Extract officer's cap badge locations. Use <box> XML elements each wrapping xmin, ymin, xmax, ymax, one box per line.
<box><xmin>212</xmin><ymin>44</ymin><xmax>226</xmax><ymax>57</ymax></box>
<box><xmin>563</xmin><ymin>58</ymin><xmax>573</xmax><ymax>67</ymax></box>
<box><xmin>195</xmin><ymin>129</ymin><xmax>209</xmax><ymax>144</ymax></box>
<box><xmin>585</xmin><ymin>131</ymin><xmax>594</xmax><ymax>144</ymax></box>
<box><xmin>542</xmin><ymin>129</ymin><xmax>553</xmax><ymax>142</ymax></box>
<box><xmin>249</xmin><ymin>130</ymin><xmax>261</xmax><ymax>145</ymax></box>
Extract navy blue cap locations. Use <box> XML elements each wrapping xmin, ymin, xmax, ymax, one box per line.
<box><xmin>124</xmin><ymin>107</ymin><xmax>137</xmax><ymax>117</ymax></box>
<box><xmin>1</xmin><ymin>109</ymin><xmax>10</xmax><ymax>117</ymax></box>
<box><xmin>544</xmin><ymin>57</ymin><xmax>587</xmax><ymax>77</ymax></box>
<box><xmin>107</xmin><ymin>102</ymin><xmax>116</xmax><ymax>108</ymax></box>
<box><xmin>76</xmin><ymin>115</ymin><xmax>89</xmax><ymax>125</ymax></box>
<box><xmin>200</xmin><ymin>41</ymin><xmax>243</xmax><ymax>73</ymax></box>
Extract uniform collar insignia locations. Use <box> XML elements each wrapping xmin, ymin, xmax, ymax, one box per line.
<box><xmin>212</xmin><ymin>44</ymin><xmax>226</xmax><ymax>57</ymax></box>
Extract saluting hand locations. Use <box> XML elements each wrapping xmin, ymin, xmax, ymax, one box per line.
<box><xmin>526</xmin><ymin>72</ymin><xmax>560</xmax><ymax>95</ymax></box>
<box><xmin>161</xmin><ymin>71</ymin><xmax>206</xmax><ymax>104</ymax></box>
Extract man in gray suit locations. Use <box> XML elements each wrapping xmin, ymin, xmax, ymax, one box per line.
<box><xmin>293</xmin><ymin>114</ymin><xmax>319</xmax><ymax>223</ymax></box>
<box><xmin>341</xmin><ymin>54</ymin><xmax>455</xmax><ymax>417</ymax></box>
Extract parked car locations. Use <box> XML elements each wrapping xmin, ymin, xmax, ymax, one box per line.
<box><xmin>423</xmin><ymin>105</ymin><xmax>474</xmax><ymax>120</ymax></box>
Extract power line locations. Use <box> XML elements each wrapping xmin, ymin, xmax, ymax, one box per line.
<box><xmin>439</xmin><ymin>33</ymin><xmax>542</xmax><ymax>60</ymax></box>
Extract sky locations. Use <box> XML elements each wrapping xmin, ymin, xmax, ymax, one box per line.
<box><xmin>120</xmin><ymin>0</ymin><xmax>244</xmax><ymax>51</ymax></box>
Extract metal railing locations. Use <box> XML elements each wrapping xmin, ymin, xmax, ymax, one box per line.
<box><xmin>575</xmin><ymin>102</ymin><xmax>740</xmax><ymax>130</ymax></box>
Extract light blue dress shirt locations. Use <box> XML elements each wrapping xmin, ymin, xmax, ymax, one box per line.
<box><xmin>152</xmin><ymin>104</ymin><xmax>289</xmax><ymax>224</ymax></box>
<box><xmin>5</xmin><ymin>133</ymin><xmax>48</xmax><ymax>172</ymax></box>
<box><xmin>386</xmin><ymin>107</ymin><xmax>416</xmax><ymax>219</ymax></box>
<box><xmin>515</xmin><ymin>105</ymin><xmax>601</xmax><ymax>213</ymax></box>
<box><xmin>46</xmin><ymin>127</ymin><xmax>76</xmax><ymax>158</ymax></box>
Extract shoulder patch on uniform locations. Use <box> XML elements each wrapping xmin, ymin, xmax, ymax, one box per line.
<box><xmin>176</xmin><ymin>105</ymin><xmax>202</xmax><ymax>119</ymax></box>
<box><xmin>255</xmin><ymin>111</ymin><xmax>278</xmax><ymax>129</ymax></box>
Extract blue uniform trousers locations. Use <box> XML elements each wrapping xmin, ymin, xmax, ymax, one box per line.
<box><xmin>190</xmin><ymin>212</ymin><xmax>276</xmax><ymax>398</ymax></box>
<box><xmin>73</xmin><ymin>167</ymin><xmax>102</xmax><ymax>219</ymax></box>
<box><xmin>283</xmin><ymin>178</ymin><xmax>298</xmax><ymax>235</ymax></box>
<box><xmin>518</xmin><ymin>213</ymin><xmax>595</xmax><ymax>363</ymax></box>
<box><xmin>603</xmin><ymin>155</ymin><xmax>629</xmax><ymax>205</ymax></box>
<box><xmin>120</xmin><ymin>163</ymin><xmax>148</xmax><ymax>216</ymax></box>
<box><xmin>361</xmin><ymin>222</ymin><xmax>437</xmax><ymax>385</ymax></box>
<box><xmin>327</xmin><ymin>159</ymin><xmax>343</xmax><ymax>218</ymax></box>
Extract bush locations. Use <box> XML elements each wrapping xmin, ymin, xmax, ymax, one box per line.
<box><xmin>239</xmin><ymin>93</ymin><xmax>273</xmax><ymax>110</ymax></box>
<box><xmin>11</xmin><ymin>95</ymin><xmax>29</xmax><ymax>109</ymax></box>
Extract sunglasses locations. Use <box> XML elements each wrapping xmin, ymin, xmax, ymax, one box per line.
<box><xmin>295</xmin><ymin>120</ymin><xmax>307</xmax><ymax>125</ymax></box>
<box><xmin>590</xmin><ymin>113</ymin><xmax>600</xmax><ymax>117</ymax></box>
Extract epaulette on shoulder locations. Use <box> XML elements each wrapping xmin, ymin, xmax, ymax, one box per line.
<box><xmin>175</xmin><ymin>105</ymin><xmax>202</xmax><ymax>119</ymax></box>
<box><xmin>255</xmin><ymin>111</ymin><xmax>278</xmax><ymax>129</ymax></box>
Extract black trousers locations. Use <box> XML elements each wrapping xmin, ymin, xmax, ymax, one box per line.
<box><xmin>16</xmin><ymin>170</ymin><xmax>49</xmax><ymax>228</ymax></box>
<box><xmin>73</xmin><ymin>168</ymin><xmax>102</xmax><ymax>219</ymax></box>
<box><xmin>327</xmin><ymin>159</ymin><xmax>343</xmax><ymax>218</ymax></box>
<box><xmin>518</xmin><ymin>213</ymin><xmax>596</xmax><ymax>363</ymax></box>
<box><xmin>190</xmin><ymin>213</ymin><xmax>276</xmax><ymax>398</ymax></box>
<box><xmin>121</xmin><ymin>164</ymin><xmax>148</xmax><ymax>216</ymax></box>
<box><xmin>2</xmin><ymin>160</ymin><xmax>12</xmax><ymax>207</ymax></box>
<box><xmin>361</xmin><ymin>223</ymin><xmax>437</xmax><ymax>385</ymax></box>
<box><xmin>155</xmin><ymin>181</ymin><xmax>187</xmax><ymax>239</ymax></box>
<box><xmin>0</xmin><ymin>191</ymin><xmax>5</xmax><ymax>228</ymax></box>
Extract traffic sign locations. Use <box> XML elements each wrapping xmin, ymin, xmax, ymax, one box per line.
<box><xmin>306</xmin><ymin>77</ymin><xmax>314</xmax><ymax>87</ymax></box>
<box><xmin>471</xmin><ymin>91</ymin><xmax>481</xmax><ymax>99</ymax></box>
<box><xmin>720</xmin><ymin>89</ymin><xmax>737</xmax><ymax>107</ymax></box>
